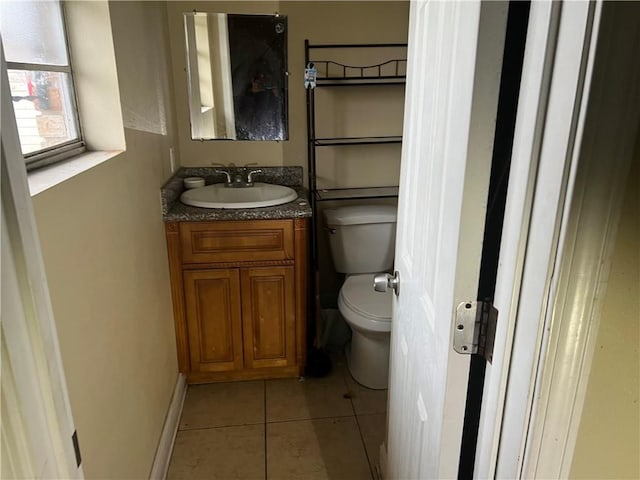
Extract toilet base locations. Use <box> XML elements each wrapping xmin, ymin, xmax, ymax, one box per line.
<box><xmin>345</xmin><ymin>329</ymin><xmax>390</xmax><ymax>390</ymax></box>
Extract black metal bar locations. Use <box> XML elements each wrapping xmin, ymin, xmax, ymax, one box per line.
<box><xmin>305</xmin><ymin>39</ymin><xmax>321</xmax><ymax>364</ymax></box>
<box><xmin>304</xmin><ymin>39</ymin><xmax>318</xmax><ymax>269</ymax></box>
<box><xmin>316</xmin><ymin>81</ymin><xmax>405</xmax><ymax>88</ymax></box>
<box><xmin>316</xmin><ymin>196</ymin><xmax>400</xmax><ymax>201</ymax></box>
<box><xmin>314</xmin><ymin>137</ymin><xmax>402</xmax><ymax>142</ymax></box>
<box><xmin>315</xmin><ymin>186</ymin><xmax>400</xmax><ymax>201</ymax></box>
<box><xmin>317</xmin><ymin>195</ymin><xmax>399</xmax><ymax>201</ymax></box>
<box><xmin>312</xmin><ymin>59</ymin><xmax>406</xmax><ymax>73</ymax></box>
<box><xmin>314</xmin><ymin>136</ymin><xmax>403</xmax><ymax>146</ymax></box>
<box><xmin>314</xmin><ymin>135</ymin><xmax>402</xmax><ymax>140</ymax></box>
<box><xmin>307</xmin><ymin>42</ymin><xmax>408</xmax><ymax>49</ymax></box>
<box><xmin>318</xmin><ymin>74</ymin><xmax>406</xmax><ymax>80</ymax></box>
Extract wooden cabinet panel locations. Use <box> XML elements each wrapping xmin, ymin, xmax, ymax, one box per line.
<box><xmin>180</xmin><ymin>220</ymin><xmax>294</xmax><ymax>264</ymax></box>
<box><xmin>183</xmin><ymin>269</ymin><xmax>243</xmax><ymax>373</ymax></box>
<box><xmin>241</xmin><ymin>267</ymin><xmax>296</xmax><ymax>370</ymax></box>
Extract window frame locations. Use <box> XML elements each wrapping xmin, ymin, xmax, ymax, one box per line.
<box><xmin>5</xmin><ymin>0</ymin><xmax>85</xmax><ymax>171</ymax></box>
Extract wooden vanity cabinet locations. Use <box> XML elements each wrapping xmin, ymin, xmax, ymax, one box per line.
<box><xmin>165</xmin><ymin>219</ymin><xmax>307</xmax><ymax>383</ymax></box>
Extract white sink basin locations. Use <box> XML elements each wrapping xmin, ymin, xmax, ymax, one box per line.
<box><xmin>180</xmin><ymin>182</ymin><xmax>298</xmax><ymax>209</ymax></box>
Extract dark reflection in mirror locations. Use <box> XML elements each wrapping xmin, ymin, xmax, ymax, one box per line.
<box><xmin>229</xmin><ymin>15</ymin><xmax>287</xmax><ymax>140</ymax></box>
<box><xmin>184</xmin><ymin>13</ymin><xmax>288</xmax><ymax>141</ymax></box>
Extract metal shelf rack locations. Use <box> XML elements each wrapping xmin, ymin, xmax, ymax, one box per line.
<box><xmin>305</xmin><ymin>41</ymin><xmax>407</xmax><ymax>268</ymax></box>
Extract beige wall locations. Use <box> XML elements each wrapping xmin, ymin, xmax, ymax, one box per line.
<box><xmin>32</xmin><ymin>2</ymin><xmax>178</xmax><ymax>478</ymax></box>
<box><xmin>569</xmin><ymin>148</ymin><xmax>640</xmax><ymax>478</ymax></box>
<box><xmin>166</xmin><ymin>1</ymin><xmax>409</xmax><ymax>188</ymax></box>
<box><xmin>282</xmin><ymin>1</ymin><xmax>408</xmax><ymax>189</ymax></box>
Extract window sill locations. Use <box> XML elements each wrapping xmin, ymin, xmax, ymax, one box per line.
<box><xmin>28</xmin><ymin>150</ymin><xmax>124</xmax><ymax>197</ymax></box>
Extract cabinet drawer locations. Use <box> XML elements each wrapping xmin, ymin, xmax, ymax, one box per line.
<box><xmin>180</xmin><ymin>220</ymin><xmax>294</xmax><ymax>264</ymax></box>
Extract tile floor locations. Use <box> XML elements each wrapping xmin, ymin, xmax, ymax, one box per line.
<box><xmin>167</xmin><ymin>354</ymin><xmax>387</xmax><ymax>480</ymax></box>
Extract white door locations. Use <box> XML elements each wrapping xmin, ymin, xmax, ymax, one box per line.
<box><xmin>1</xmin><ymin>48</ymin><xmax>83</xmax><ymax>479</ymax></box>
<box><xmin>386</xmin><ymin>1</ymin><xmax>507</xmax><ymax>478</ymax></box>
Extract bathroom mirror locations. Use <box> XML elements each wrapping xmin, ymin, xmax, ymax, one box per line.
<box><xmin>183</xmin><ymin>13</ymin><xmax>288</xmax><ymax>141</ymax></box>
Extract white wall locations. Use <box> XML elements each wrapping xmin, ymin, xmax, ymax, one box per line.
<box><xmin>31</xmin><ymin>2</ymin><xmax>179</xmax><ymax>478</ymax></box>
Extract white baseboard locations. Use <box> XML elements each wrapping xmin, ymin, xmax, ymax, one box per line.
<box><xmin>149</xmin><ymin>373</ymin><xmax>187</xmax><ymax>480</ymax></box>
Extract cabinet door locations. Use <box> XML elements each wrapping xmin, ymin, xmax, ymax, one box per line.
<box><xmin>241</xmin><ymin>266</ymin><xmax>296</xmax><ymax>370</ymax></box>
<box><xmin>183</xmin><ymin>269</ymin><xmax>243</xmax><ymax>373</ymax></box>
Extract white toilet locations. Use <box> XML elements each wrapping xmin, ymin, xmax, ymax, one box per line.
<box><xmin>324</xmin><ymin>205</ymin><xmax>397</xmax><ymax>389</ymax></box>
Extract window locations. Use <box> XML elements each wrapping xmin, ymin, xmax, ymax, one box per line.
<box><xmin>0</xmin><ymin>0</ymin><xmax>84</xmax><ymax>170</ymax></box>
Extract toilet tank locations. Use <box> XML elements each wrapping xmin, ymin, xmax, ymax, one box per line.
<box><xmin>324</xmin><ymin>205</ymin><xmax>397</xmax><ymax>274</ymax></box>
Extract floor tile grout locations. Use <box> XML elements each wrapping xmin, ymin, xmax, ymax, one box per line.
<box><xmin>179</xmin><ymin>413</ymin><xmax>383</xmax><ymax>431</ymax></box>
<box><xmin>344</xmin><ymin>363</ymin><xmax>374</xmax><ymax>480</ymax></box>
<box><xmin>345</xmin><ymin>362</ymin><xmax>375</xmax><ymax>480</ymax></box>
<box><xmin>354</xmin><ymin>413</ymin><xmax>376</xmax><ymax>480</ymax></box>
<box><xmin>179</xmin><ymin>422</ymin><xmax>265</xmax><ymax>432</ymax></box>
<box><xmin>265</xmin><ymin>413</ymin><xmax>356</xmax><ymax>425</ymax></box>
<box><xmin>343</xmin><ymin>360</ymin><xmax>384</xmax><ymax>480</ymax></box>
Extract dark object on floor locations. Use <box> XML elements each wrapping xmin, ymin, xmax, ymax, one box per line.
<box><xmin>305</xmin><ymin>347</ymin><xmax>332</xmax><ymax>377</ymax></box>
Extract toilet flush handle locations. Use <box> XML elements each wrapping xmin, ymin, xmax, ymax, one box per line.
<box><xmin>373</xmin><ymin>271</ymin><xmax>400</xmax><ymax>296</ymax></box>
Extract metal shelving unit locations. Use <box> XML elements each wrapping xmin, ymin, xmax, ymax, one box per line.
<box><xmin>305</xmin><ymin>41</ymin><xmax>407</xmax><ymax>268</ymax></box>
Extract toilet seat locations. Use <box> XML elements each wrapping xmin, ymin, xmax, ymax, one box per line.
<box><xmin>338</xmin><ymin>274</ymin><xmax>392</xmax><ymax>333</ymax></box>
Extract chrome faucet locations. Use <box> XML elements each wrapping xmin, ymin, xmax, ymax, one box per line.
<box><xmin>214</xmin><ymin>168</ymin><xmax>232</xmax><ymax>184</ymax></box>
<box><xmin>214</xmin><ymin>167</ymin><xmax>262</xmax><ymax>188</ymax></box>
<box><xmin>246</xmin><ymin>168</ymin><xmax>262</xmax><ymax>185</ymax></box>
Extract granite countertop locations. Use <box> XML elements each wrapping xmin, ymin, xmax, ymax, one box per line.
<box><xmin>161</xmin><ymin>166</ymin><xmax>313</xmax><ymax>222</ymax></box>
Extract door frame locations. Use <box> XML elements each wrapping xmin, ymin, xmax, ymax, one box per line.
<box><xmin>475</xmin><ymin>2</ymin><xmax>598</xmax><ymax>476</ymax></box>
<box><xmin>475</xmin><ymin>1</ymin><xmax>640</xmax><ymax>477</ymax></box>
<box><xmin>1</xmin><ymin>48</ymin><xmax>82</xmax><ymax>478</ymax></box>
<box><xmin>521</xmin><ymin>2</ymin><xmax>640</xmax><ymax>477</ymax></box>
<box><xmin>492</xmin><ymin>2</ymin><xmax>600</xmax><ymax>475</ymax></box>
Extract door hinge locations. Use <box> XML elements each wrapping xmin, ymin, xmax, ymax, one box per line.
<box><xmin>72</xmin><ymin>430</ymin><xmax>82</xmax><ymax>468</ymax></box>
<box><xmin>453</xmin><ymin>300</ymin><xmax>498</xmax><ymax>363</ymax></box>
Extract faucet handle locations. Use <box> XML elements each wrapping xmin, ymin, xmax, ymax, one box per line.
<box><xmin>214</xmin><ymin>169</ymin><xmax>232</xmax><ymax>183</ymax></box>
<box><xmin>247</xmin><ymin>169</ymin><xmax>262</xmax><ymax>184</ymax></box>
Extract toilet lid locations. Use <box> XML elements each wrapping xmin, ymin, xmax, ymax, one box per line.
<box><xmin>341</xmin><ymin>274</ymin><xmax>392</xmax><ymax>321</ymax></box>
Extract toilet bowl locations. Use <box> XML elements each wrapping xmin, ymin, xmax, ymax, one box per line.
<box><xmin>324</xmin><ymin>205</ymin><xmax>397</xmax><ymax>390</ymax></box>
<box><xmin>338</xmin><ymin>274</ymin><xmax>393</xmax><ymax>389</ymax></box>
